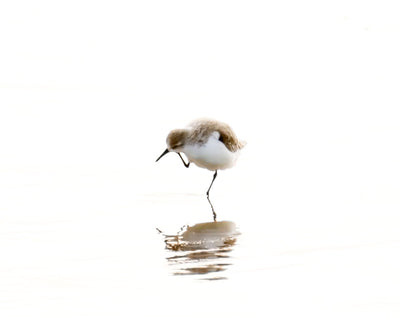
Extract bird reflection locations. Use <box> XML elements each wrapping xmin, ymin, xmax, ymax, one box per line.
<box><xmin>159</xmin><ymin>221</ymin><xmax>239</xmax><ymax>280</ymax></box>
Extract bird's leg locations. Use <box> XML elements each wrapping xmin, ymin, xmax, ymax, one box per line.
<box><xmin>206</xmin><ymin>170</ymin><xmax>218</xmax><ymax>197</ymax></box>
<box><xmin>206</xmin><ymin>170</ymin><xmax>218</xmax><ymax>222</ymax></box>
<box><xmin>177</xmin><ymin>153</ymin><xmax>190</xmax><ymax>168</ymax></box>
<box><xmin>207</xmin><ymin>196</ymin><xmax>217</xmax><ymax>222</ymax></box>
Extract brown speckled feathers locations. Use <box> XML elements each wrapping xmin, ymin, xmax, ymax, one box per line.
<box><xmin>187</xmin><ymin>119</ymin><xmax>245</xmax><ymax>152</ymax></box>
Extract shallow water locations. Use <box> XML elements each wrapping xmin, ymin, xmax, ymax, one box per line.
<box><xmin>1</xmin><ymin>164</ymin><xmax>399</xmax><ymax>317</ymax></box>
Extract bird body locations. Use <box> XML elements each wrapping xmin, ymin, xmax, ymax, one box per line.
<box><xmin>156</xmin><ymin>118</ymin><xmax>245</xmax><ymax>221</ymax></box>
<box><xmin>161</xmin><ymin>118</ymin><xmax>245</xmax><ymax>170</ymax></box>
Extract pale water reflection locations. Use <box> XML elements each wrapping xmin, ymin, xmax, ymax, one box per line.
<box><xmin>159</xmin><ymin>221</ymin><xmax>239</xmax><ymax>280</ymax></box>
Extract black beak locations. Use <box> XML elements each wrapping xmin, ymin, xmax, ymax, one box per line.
<box><xmin>156</xmin><ymin>148</ymin><xmax>169</xmax><ymax>162</ymax></box>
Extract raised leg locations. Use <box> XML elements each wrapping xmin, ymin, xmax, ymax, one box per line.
<box><xmin>177</xmin><ymin>153</ymin><xmax>190</xmax><ymax>168</ymax></box>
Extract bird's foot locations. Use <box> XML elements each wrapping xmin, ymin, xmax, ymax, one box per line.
<box><xmin>207</xmin><ymin>195</ymin><xmax>217</xmax><ymax>222</ymax></box>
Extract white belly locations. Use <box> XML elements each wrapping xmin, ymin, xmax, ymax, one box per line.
<box><xmin>183</xmin><ymin>138</ymin><xmax>239</xmax><ymax>171</ymax></box>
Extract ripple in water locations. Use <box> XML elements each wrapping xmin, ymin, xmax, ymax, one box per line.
<box><xmin>158</xmin><ymin>221</ymin><xmax>240</xmax><ymax>280</ymax></box>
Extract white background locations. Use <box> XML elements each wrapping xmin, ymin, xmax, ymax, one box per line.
<box><xmin>1</xmin><ymin>1</ymin><xmax>400</xmax><ymax>317</ymax></box>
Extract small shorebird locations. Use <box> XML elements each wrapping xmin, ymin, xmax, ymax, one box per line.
<box><xmin>156</xmin><ymin>118</ymin><xmax>245</xmax><ymax>221</ymax></box>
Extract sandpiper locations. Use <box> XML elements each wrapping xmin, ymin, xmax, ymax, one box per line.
<box><xmin>156</xmin><ymin>118</ymin><xmax>245</xmax><ymax>221</ymax></box>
